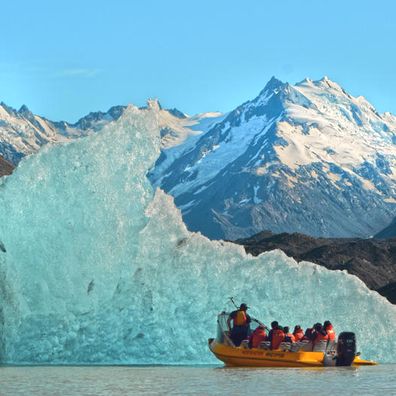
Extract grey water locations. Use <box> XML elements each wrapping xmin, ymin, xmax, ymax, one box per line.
<box><xmin>0</xmin><ymin>365</ymin><xmax>395</xmax><ymax>395</ymax></box>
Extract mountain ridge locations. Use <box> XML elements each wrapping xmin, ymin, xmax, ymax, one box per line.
<box><xmin>149</xmin><ymin>76</ymin><xmax>396</xmax><ymax>240</ymax></box>
<box><xmin>1</xmin><ymin>76</ymin><xmax>396</xmax><ymax>240</ymax></box>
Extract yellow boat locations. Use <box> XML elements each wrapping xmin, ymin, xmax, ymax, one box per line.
<box><xmin>208</xmin><ymin>312</ymin><xmax>377</xmax><ymax>367</ymax></box>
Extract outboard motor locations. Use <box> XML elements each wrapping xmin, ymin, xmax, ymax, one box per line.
<box><xmin>336</xmin><ymin>332</ymin><xmax>356</xmax><ymax>366</ymax></box>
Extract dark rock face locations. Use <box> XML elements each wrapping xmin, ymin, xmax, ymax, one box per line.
<box><xmin>0</xmin><ymin>156</ymin><xmax>14</xmax><ymax>177</ymax></box>
<box><xmin>375</xmin><ymin>217</ymin><xmax>396</xmax><ymax>239</ymax></box>
<box><xmin>235</xmin><ymin>231</ymin><xmax>396</xmax><ymax>304</ymax></box>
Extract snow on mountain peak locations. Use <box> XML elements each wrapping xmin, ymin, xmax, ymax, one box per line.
<box><xmin>149</xmin><ymin>76</ymin><xmax>396</xmax><ymax>240</ymax></box>
<box><xmin>259</xmin><ymin>76</ymin><xmax>285</xmax><ymax>96</ymax></box>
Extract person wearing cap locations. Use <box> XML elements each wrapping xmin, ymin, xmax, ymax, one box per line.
<box><xmin>227</xmin><ymin>303</ymin><xmax>251</xmax><ymax>346</ymax></box>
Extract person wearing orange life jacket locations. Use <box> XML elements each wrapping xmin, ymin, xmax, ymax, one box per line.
<box><xmin>227</xmin><ymin>303</ymin><xmax>251</xmax><ymax>346</ymax></box>
<box><xmin>283</xmin><ymin>326</ymin><xmax>296</xmax><ymax>343</ymax></box>
<box><xmin>268</xmin><ymin>321</ymin><xmax>285</xmax><ymax>350</ymax></box>
<box><xmin>312</xmin><ymin>323</ymin><xmax>329</xmax><ymax>347</ymax></box>
<box><xmin>249</xmin><ymin>324</ymin><xmax>267</xmax><ymax>348</ymax></box>
<box><xmin>323</xmin><ymin>320</ymin><xmax>336</xmax><ymax>341</ymax></box>
<box><xmin>293</xmin><ymin>325</ymin><xmax>304</xmax><ymax>342</ymax></box>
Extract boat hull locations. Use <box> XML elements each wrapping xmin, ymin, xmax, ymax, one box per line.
<box><xmin>208</xmin><ymin>339</ymin><xmax>376</xmax><ymax>367</ymax></box>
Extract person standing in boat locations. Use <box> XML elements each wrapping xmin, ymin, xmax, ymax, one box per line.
<box><xmin>227</xmin><ymin>303</ymin><xmax>251</xmax><ymax>346</ymax></box>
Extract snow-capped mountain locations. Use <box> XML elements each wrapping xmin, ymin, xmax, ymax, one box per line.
<box><xmin>0</xmin><ymin>102</ymin><xmax>127</xmax><ymax>165</ymax></box>
<box><xmin>149</xmin><ymin>76</ymin><xmax>396</xmax><ymax>240</ymax></box>
<box><xmin>0</xmin><ymin>100</ymin><xmax>223</xmax><ymax>166</ymax></box>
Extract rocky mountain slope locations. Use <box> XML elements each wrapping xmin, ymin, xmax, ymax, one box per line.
<box><xmin>235</xmin><ymin>231</ymin><xmax>396</xmax><ymax>304</ymax></box>
<box><xmin>150</xmin><ymin>77</ymin><xmax>396</xmax><ymax>240</ymax></box>
<box><xmin>0</xmin><ymin>155</ymin><xmax>14</xmax><ymax>177</ymax></box>
<box><xmin>375</xmin><ymin>217</ymin><xmax>396</xmax><ymax>238</ymax></box>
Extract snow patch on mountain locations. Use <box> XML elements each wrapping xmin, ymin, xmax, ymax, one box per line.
<box><xmin>150</xmin><ymin>76</ymin><xmax>396</xmax><ymax>240</ymax></box>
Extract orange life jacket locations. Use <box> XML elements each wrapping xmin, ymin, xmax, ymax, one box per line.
<box><xmin>325</xmin><ymin>325</ymin><xmax>336</xmax><ymax>341</ymax></box>
<box><xmin>285</xmin><ymin>333</ymin><xmax>296</xmax><ymax>343</ymax></box>
<box><xmin>271</xmin><ymin>329</ymin><xmax>285</xmax><ymax>350</ymax></box>
<box><xmin>234</xmin><ymin>310</ymin><xmax>247</xmax><ymax>326</ymax></box>
<box><xmin>293</xmin><ymin>329</ymin><xmax>304</xmax><ymax>342</ymax></box>
<box><xmin>250</xmin><ymin>328</ymin><xmax>267</xmax><ymax>348</ymax></box>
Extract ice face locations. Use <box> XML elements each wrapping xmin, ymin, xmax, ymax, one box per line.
<box><xmin>0</xmin><ymin>106</ymin><xmax>395</xmax><ymax>364</ymax></box>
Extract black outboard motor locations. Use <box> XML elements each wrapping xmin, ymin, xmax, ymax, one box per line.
<box><xmin>336</xmin><ymin>332</ymin><xmax>356</xmax><ymax>366</ymax></box>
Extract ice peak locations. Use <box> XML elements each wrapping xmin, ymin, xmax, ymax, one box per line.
<box><xmin>146</xmin><ymin>98</ymin><xmax>162</xmax><ymax>111</ymax></box>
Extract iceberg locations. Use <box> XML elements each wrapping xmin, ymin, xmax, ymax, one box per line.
<box><xmin>0</xmin><ymin>105</ymin><xmax>395</xmax><ymax>364</ymax></box>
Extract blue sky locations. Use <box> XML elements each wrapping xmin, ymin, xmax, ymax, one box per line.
<box><xmin>1</xmin><ymin>0</ymin><xmax>395</xmax><ymax>122</ymax></box>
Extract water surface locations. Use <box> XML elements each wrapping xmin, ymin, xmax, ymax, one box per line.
<box><xmin>0</xmin><ymin>365</ymin><xmax>395</xmax><ymax>395</ymax></box>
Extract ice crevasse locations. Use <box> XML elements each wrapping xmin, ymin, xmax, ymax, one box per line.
<box><xmin>0</xmin><ymin>105</ymin><xmax>395</xmax><ymax>364</ymax></box>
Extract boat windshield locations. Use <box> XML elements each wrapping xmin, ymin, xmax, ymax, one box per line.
<box><xmin>215</xmin><ymin>311</ymin><xmax>263</xmax><ymax>345</ymax></box>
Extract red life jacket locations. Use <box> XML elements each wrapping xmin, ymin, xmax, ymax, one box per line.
<box><xmin>325</xmin><ymin>325</ymin><xmax>336</xmax><ymax>341</ymax></box>
<box><xmin>271</xmin><ymin>329</ymin><xmax>285</xmax><ymax>350</ymax></box>
<box><xmin>250</xmin><ymin>328</ymin><xmax>267</xmax><ymax>348</ymax></box>
<box><xmin>233</xmin><ymin>310</ymin><xmax>247</xmax><ymax>326</ymax></box>
<box><xmin>293</xmin><ymin>329</ymin><xmax>304</xmax><ymax>342</ymax></box>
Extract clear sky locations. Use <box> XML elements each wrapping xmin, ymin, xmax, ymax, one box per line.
<box><xmin>1</xmin><ymin>0</ymin><xmax>395</xmax><ymax>122</ymax></box>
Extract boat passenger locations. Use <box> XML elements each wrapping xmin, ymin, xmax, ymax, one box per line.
<box><xmin>268</xmin><ymin>321</ymin><xmax>285</xmax><ymax>350</ymax></box>
<box><xmin>323</xmin><ymin>320</ymin><xmax>336</xmax><ymax>341</ymax></box>
<box><xmin>302</xmin><ymin>327</ymin><xmax>315</xmax><ymax>341</ymax></box>
<box><xmin>283</xmin><ymin>326</ymin><xmax>296</xmax><ymax>343</ymax></box>
<box><xmin>313</xmin><ymin>323</ymin><xmax>329</xmax><ymax>345</ymax></box>
<box><xmin>249</xmin><ymin>324</ymin><xmax>267</xmax><ymax>348</ymax></box>
<box><xmin>293</xmin><ymin>325</ymin><xmax>304</xmax><ymax>341</ymax></box>
<box><xmin>227</xmin><ymin>303</ymin><xmax>251</xmax><ymax>346</ymax></box>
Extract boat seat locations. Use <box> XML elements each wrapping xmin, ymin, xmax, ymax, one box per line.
<box><xmin>312</xmin><ymin>340</ymin><xmax>328</xmax><ymax>352</ymax></box>
<box><xmin>290</xmin><ymin>341</ymin><xmax>309</xmax><ymax>352</ymax></box>
<box><xmin>240</xmin><ymin>340</ymin><xmax>250</xmax><ymax>349</ymax></box>
<box><xmin>279</xmin><ymin>342</ymin><xmax>292</xmax><ymax>351</ymax></box>
<box><xmin>326</xmin><ymin>341</ymin><xmax>337</xmax><ymax>353</ymax></box>
<box><xmin>290</xmin><ymin>342</ymin><xmax>302</xmax><ymax>352</ymax></box>
<box><xmin>297</xmin><ymin>341</ymin><xmax>313</xmax><ymax>352</ymax></box>
<box><xmin>259</xmin><ymin>341</ymin><xmax>271</xmax><ymax>350</ymax></box>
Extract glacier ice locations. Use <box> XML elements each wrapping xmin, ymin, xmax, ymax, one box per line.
<box><xmin>0</xmin><ymin>105</ymin><xmax>395</xmax><ymax>364</ymax></box>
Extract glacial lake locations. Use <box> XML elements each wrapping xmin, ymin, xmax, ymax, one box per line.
<box><xmin>1</xmin><ymin>364</ymin><xmax>395</xmax><ymax>395</ymax></box>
